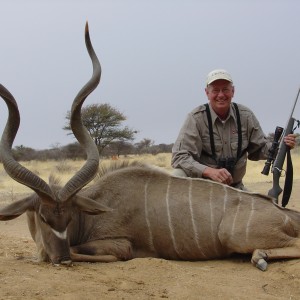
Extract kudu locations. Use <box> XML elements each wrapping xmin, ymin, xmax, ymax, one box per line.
<box><xmin>1</xmin><ymin>24</ymin><xmax>300</xmax><ymax>271</ymax></box>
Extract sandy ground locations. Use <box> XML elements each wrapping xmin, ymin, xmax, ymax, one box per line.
<box><xmin>0</xmin><ymin>180</ymin><xmax>300</xmax><ymax>300</ymax></box>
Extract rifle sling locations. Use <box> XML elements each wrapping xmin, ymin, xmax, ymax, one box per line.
<box><xmin>205</xmin><ymin>103</ymin><xmax>216</xmax><ymax>161</ymax></box>
<box><xmin>281</xmin><ymin>120</ymin><xmax>299</xmax><ymax>207</ymax></box>
<box><xmin>282</xmin><ymin>149</ymin><xmax>293</xmax><ymax>207</ymax></box>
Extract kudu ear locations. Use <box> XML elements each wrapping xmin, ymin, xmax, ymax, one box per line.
<box><xmin>0</xmin><ymin>196</ymin><xmax>34</xmax><ymax>221</ymax></box>
<box><xmin>73</xmin><ymin>195</ymin><xmax>113</xmax><ymax>215</ymax></box>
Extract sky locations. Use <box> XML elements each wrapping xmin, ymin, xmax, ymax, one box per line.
<box><xmin>0</xmin><ymin>0</ymin><xmax>300</xmax><ymax>150</ymax></box>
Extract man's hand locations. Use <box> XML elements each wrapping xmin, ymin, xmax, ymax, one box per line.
<box><xmin>202</xmin><ymin>167</ymin><xmax>233</xmax><ymax>185</ymax></box>
<box><xmin>284</xmin><ymin>134</ymin><xmax>296</xmax><ymax>149</ymax></box>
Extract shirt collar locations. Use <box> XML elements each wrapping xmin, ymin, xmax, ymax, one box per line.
<box><xmin>208</xmin><ymin>103</ymin><xmax>237</xmax><ymax>124</ymax></box>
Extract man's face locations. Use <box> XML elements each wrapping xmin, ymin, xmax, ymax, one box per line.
<box><xmin>205</xmin><ymin>80</ymin><xmax>234</xmax><ymax>118</ymax></box>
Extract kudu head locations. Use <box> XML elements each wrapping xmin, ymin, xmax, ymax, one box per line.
<box><xmin>0</xmin><ymin>23</ymin><xmax>110</xmax><ymax>265</ymax></box>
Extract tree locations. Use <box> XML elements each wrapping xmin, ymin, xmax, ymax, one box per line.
<box><xmin>134</xmin><ymin>138</ymin><xmax>155</xmax><ymax>154</ymax></box>
<box><xmin>63</xmin><ymin>103</ymin><xmax>137</xmax><ymax>153</ymax></box>
<box><xmin>12</xmin><ymin>145</ymin><xmax>37</xmax><ymax>161</ymax></box>
<box><xmin>102</xmin><ymin>141</ymin><xmax>135</xmax><ymax>157</ymax></box>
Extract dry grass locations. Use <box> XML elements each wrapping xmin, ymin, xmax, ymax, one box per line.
<box><xmin>0</xmin><ymin>151</ymin><xmax>299</xmax><ymax>200</ymax></box>
<box><xmin>244</xmin><ymin>151</ymin><xmax>300</xmax><ymax>184</ymax></box>
<box><xmin>0</xmin><ymin>160</ymin><xmax>85</xmax><ymax>201</ymax></box>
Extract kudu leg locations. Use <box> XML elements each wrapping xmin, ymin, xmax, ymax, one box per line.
<box><xmin>71</xmin><ymin>252</ymin><xmax>118</xmax><ymax>263</ymax></box>
<box><xmin>70</xmin><ymin>238</ymin><xmax>133</xmax><ymax>263</ymax></box>
<box><xmin>251</xmin><ymin>240</ymin><xmax>300</xmax><ymax>271</ymax></box>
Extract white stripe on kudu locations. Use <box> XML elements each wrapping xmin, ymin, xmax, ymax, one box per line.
<box><xmin>188</xmin><ymin>179</ymin><xmax>207</xmax><ymax>258</ymax></box>
<box><xmin>245</xmin><ymin>197</ymin><xmax>255</xmax><ymax>243</ymax></box>
<box><xmin>230</xmin><ymin>193</ymin><xmax>242</xmax><ymax>238</ymax></box>
<box><xmin>51</xmin><ymin>228</ymin><xmax>67</xmax><ymax>240</ymax></box>
<box><xmin>144</xmin><ymin>180</ymin><xmax>155</xmax><ymax>252</ymax></box>
<box><xmin>209</xmin><ymin>183</ymin><xmax>220</xmax><ymax>256</ymax></box>
<box><xmin>166</xmin><ymin>178</ymin><xmax>180</xmax><ymax>257</ymax></box>
<box><xmin>223</xmin><ymin>185</ymin><xmax>228</xmax><ymax>213</ymax></box>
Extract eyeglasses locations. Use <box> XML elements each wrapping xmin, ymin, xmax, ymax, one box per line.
<box><xmin>209</xmin><ymin>88</ymin><xmax>232</xmax><ymax>95</ymax></box>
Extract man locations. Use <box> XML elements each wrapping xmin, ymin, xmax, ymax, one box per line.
<box><xmin>171</xmin><ymin>69</ymin><xmax>296</xmax><ymax>190</ymax></box>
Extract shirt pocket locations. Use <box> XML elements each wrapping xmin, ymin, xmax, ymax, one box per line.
<box><xmin>230</xmin><ymin>133</ymin><xmax>248</xmax><ymax>156</ymax></box>
<box><xmin>202</xmin><ymin>140</ymin><xmax>223</xmax><ymax>158</ymax></box>
<box><xmin>230</xmin><ymin>141</ymin><xmax>239</xmax><ymax>158</ymax></box>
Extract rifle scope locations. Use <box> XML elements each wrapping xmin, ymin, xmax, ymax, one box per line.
<box><xmin>261</xmin><ymin>126</ymin><xmax>284</xmax><ymax>176</ymax></box>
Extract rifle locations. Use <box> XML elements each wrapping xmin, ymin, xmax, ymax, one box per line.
<box><xmin>262</xmin><ymin>87</ymin><xmax>300</xmax><ymax>206</ymax></box>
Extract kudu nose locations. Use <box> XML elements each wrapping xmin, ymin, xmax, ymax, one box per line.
<box><xmin>52</xmin><ymin>256</ymin><xmax>73</xmax><ymax>267</ymax></box>
<box><xmin>60</xmin><ymin>259</ymin><xmax>73</xmax><ymax>266</ymax></box>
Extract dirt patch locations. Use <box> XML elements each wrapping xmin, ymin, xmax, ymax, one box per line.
<box><xmin>0</xmin><ymin>181</ymin><xmax>300</xmax><ymax>300</ymax></box>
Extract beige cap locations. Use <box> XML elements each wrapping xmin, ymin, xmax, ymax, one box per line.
<box><xmin>206</xmin><ymin>69</ymin><xmax>233</xmax><ymax>85</ymax></box>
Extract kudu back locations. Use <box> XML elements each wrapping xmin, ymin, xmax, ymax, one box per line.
<box><xmin>1</xmin><ymin>24</ymin><xmax>300</xmax><ymax>271</ymax></box>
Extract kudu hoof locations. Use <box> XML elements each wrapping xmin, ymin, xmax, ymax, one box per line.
<box><xmin>255</xmin><ymin>259</ymin><xmax>268</xmax><ymax>271</ymax></box>
<box><xmin>251</xmin><ymin>250</ymin><xmax>268</xmax><ymax>271</ymax></box>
